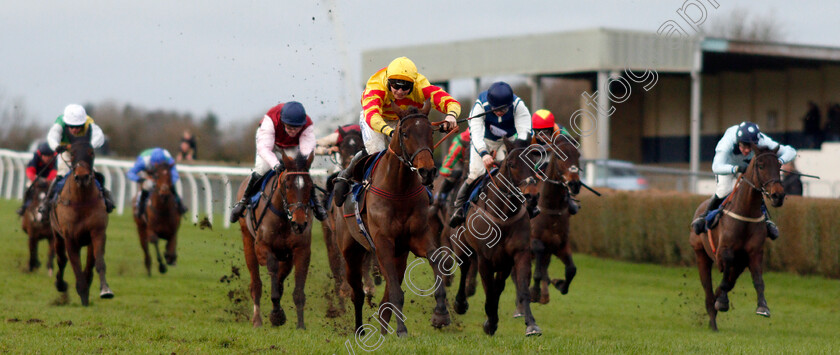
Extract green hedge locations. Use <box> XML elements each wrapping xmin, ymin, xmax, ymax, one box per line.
<box><xmin>569</xmin><ymin>190</ymin><xmax>840</xmax><ymax>278</ymax></box>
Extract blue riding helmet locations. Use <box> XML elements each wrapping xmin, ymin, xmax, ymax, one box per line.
<box><xmin>487</xmin><ymin>82</ymin><xmax>514</xmax><ymax>110</ymax></box>
<box><xmin>280</xmin><ymin>101</ymin><xmax>307</xmax><ymax>126</ymax></box>
<box><xmin>150</xmin><ymin>148</ymin><xmax>170</xmax><ymax>165</ymax></box>
<box><xmin>736</xmin><ymin>122</ymin><xmax>761</xmax><ymax>144</ymax></box>
<box><xmin>37</xmin><ymin>142</ymin><xmax>54</xmax><ymax>156</ymax></box>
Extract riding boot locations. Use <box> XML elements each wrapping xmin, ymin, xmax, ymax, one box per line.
<box><xmin>334</xmin><ymin>149</ymin><xmax>368</xmax><ymax>207</ymax></box>
<box><xmin>761</xmin><ymin>201</ymin><xmax>780</xmax><ymax>241</ymax></box>
<box><xmin>135</xmin><ymin>189</ymin><xmax>149</xmax><ymax>219</ymax></box>
<box><xmin>229</xmin><ymin>172</ymin><xmax>263</xmax><ymax>223</ymax></box>
<box><xmin>171</xmin><ymin>185</ymin><xmax>188</xmax><ymax>215</ymax></box>
<box><xmin>434</xmin><ymin>177</ymin><xmax>456</xmax><ymax>209</ymax></box>
<box><xmin>311</xmin><ymin>186</ymin><xmax>328</xmax><ymax>221</ymax></box>
<box><xmin>448</xmin><ymin>182</ymin><xmax>472</xmax><ymax>228</ymax></box>
<box><xmin>94</xmin><ymin>172</ymin><xmax>115</xmax><ymax>213</ymax></box>
<box><xmin>39</xmin><ymin>175</ymin><xmax>62</xmax><ymax>214</ymax></box>
<box><xmin>692</xmin><ymin>195</ymin><xmax>723</xmax><ymax>235</ymax></box>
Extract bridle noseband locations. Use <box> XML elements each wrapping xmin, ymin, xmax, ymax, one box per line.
<box><xmin>271</xmin><ymin>171</ymin><xmax>312</xmax><ymax>220</ymax></box>
<box><xmin>740</xmin><ymin>152</ymin><xmax>781</xmax><ymax>198</ymax></box>
<box><xmin>390</xmin><ymin>113</ymin><xmax>433</xmax><ymax>172</ymax></box>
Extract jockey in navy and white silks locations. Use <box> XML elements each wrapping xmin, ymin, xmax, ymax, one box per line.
<box><xmin>691</xmin><ymin>122</ymin><xmax>796</xmax><ymax>240</ymax></box>
<box><xmin>127</xmin><ymin>148</ymin><xmax>188</xmax><ymax>218</ymax></box>
<box><xmin>449</xmin><ymin>81</ymin><xmax>533</xmax><ymax>227</ymax></box>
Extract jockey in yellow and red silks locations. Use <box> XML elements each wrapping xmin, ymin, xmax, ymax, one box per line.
<box><xmin>332</xmin><ymin>57</ymin><xmax>461</xmax><ymax>206</ymax></box>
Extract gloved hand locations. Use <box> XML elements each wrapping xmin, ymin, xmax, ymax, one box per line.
<box><xmin>442</xmin><ymin>114</ymin><xmax>458</xmax><ymax>132</ymax></box>
<box><xmin>481</xmin><ymin>153</ymin><xmax>494</xmax><ymax>171</ymax></box>
<box><xmin>55</xmin><ymin>145</ymin><xmax>67</xmax><ymax>154</ymax></box>
<box><xmin>273</xmin><ymin>162</ymin><xmax>285</xmax><ymax>175</ymax></box>
<box><xmin>735</xmin><ymin>165</ymin><xmax>747</xmax><ymax>174</ymax></box>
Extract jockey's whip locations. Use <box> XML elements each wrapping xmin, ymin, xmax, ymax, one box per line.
<box><xmin>579</xmin><ymin>181</ymin><xmax>602</xmax><ymax>196</ymax></box>
<box><xmin>781</xmin><ymin>169</ymin><xmax>820</xmax><ymax>179</ymax></box>
<box><xmin>455</xmin><ymin>104</ymin><xmax>510</xmax><ymax>124</ymax></box>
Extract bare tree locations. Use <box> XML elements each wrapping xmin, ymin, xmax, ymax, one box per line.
<box><xmin>704</xmin><ymin>7</ymin><xmax>786</xmax><ymax>42</ymax></box>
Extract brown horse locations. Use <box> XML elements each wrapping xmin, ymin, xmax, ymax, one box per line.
<box><xmin>322</xmin><ymin>128</ymin><xmax>381</xmax><ymax>317</ymax></box>
<box><xmin>237</xmin><ymin>151</ymin><xmax>314</xmax><ymax>329</ymax></box>
<box><xmin>526</xmin><ymin>139</ymin><xmax>582</xmax><ymax>306</ymax></box>
<box><xmin>22</xmin><ymin>177</ymin><xmax>55</xmax><ymax>274</ymax></box>
<box><xmin>428</xmin><ymin>173</ymin><xmax>478</xmax><ymax>294</ymax></box>
<box><xmin>133</xmin><ymin>163</ymin><xmax>181</xmax><ymax>275</ymax></box>
<box><xmin>49</xmin><ymin>135</ymin><xmax>114</xmax><ymax>306</ymax></box>
<box><xmin>689</xmin><ymin>145</ymin><xmax>785</xmax><ymax>331</ymax></box>
<box><xmin>338</xmin><ymin>106</ymin><xmax>451</xmax><ymax>336</ymax></box>
<box><xmin>452</xmin><ymin>139</ymin><xmax>543</xmax><ymax>336</ymax></box>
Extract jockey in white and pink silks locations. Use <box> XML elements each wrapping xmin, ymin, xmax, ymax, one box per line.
<box><xmin>229</xmin><ymin>101</ymin><xmax>327</xmax><ymax>223</ymax></box>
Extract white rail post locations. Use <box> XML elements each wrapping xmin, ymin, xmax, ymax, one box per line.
<box><xmin>115</xmin><ymin>166</ymin><xmax>127</xmax><ymax>216</ymax></box>
<box><xmin>4</xmin><ymin>157</ymin><xmax>15</xmax><ymax>199</ymax></box>
<box><xmin>222</xmin><ymin>174</ymin><xmax>232</xmax><ymax>229</ymax></box>
<box><xmin>199</xmin><ymin>173</ymin><xmax>213</xmax><ymax>226</ymax></box>
<box><xmin>14</xmin><ymin>157</ymin><xmax>26</xmax><ymax>199</ymax></box>
<box><xmin>184</xmin><ymin>172</ymin><xmax>199</xmax><ymax>224</ymax></box>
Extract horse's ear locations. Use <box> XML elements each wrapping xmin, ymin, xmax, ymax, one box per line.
<box><xmin>390</xmin><ymin>101</ymin><xmax>406</xmax><ymax>118</ymax></box>
<box><xmin>421</xmin><ymin>100</ymin><xmax>432</xmax><ymax>116</ymax></box>
<box><xmin>503</xmin><ymin>137</ymin><xmax>514</xmax><ymax>152</ymax></box>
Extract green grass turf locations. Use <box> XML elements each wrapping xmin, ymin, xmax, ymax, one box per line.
<box><xmin>0</xmin><ymin>199</ymin><xmax>838</xmax><ymax>354</ymax></box>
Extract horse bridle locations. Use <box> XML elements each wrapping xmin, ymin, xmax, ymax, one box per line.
<box><xmin>536</xmin><ymin>142</ymin><xmax>581</xmax><ymax>195</ymax></box>
<box><xmin>268</xmin><ymin>171</ymin><xmax>312</xmax><ymax>220</ymax></box>
<box><xmin>391</xmin><ymin>113</ymin><xmax>433</xmax><ymax>172</ymax></box>
<box><xmin>740</xmin><ymin>152</ymin><xmax>782</xmax><ymax>198</ymax></box>
<box><xmin>488</xmin><ymin>147</ymin><xmax>539</xmax><ymax>200</ymax></box>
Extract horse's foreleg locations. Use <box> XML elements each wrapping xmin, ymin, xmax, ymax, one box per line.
<box><xmin>748</xmin><ymin>250</ymin><xmax>770</xmax><ymax>317</ymax></box>
<box><xmin>241</xmin><ymin>231</ymin><xmax>262</xmax><ymax>328</ymax></box>
<box><xmin>528</xmin><ymin>239</ymin><xmax>546</xmax><ymax>305</ymax></box>
<box><xmin>454</xmin><ymin>254</ymin><xmax>472</xmax><ymax>315</ymax></box>
<box><xmin>292</xmin><ymin>246</ymin><xmax>311</xmax><ymax>330</ymax></box>
<box><xmin>362</xmin><ymin>253</ymin><xmax>376</xmax><ymax>305</ymax></box>
<box><xmin>715</xmin><ymin>248</ymin><xmax>746</xmax><ymax>313</ymax></box>
<box><xmin>164</xmin><ymin>235</ymin><xmax>177</xmax><ymax>266</ymax></box>
<box><xmin>46</xmin><ymin>235</ymin><xmax>55</xmax><ymax>277</ymax></box>
<box><xmin>466</xmin><ymin>259</ymin><xmax>478</xmax><ymax>297</ymax></box>
<box><xmin>65</xmin><ymin>241</ymin><xmax>88</xmax><ymax>306</ymax></box>
<box><xmin>151</xmin><ymin>237</ymin><xmax>167</xmax><ymax>274</ymax></box>
<box><xmin>138</xmin><ymin>226</ymin><xmax>152</xmax><ymax>276</ymax></box>
<box><xmin>53</xmin><ymin>234</ymin><xmax>68</xmax><ymax>294</ymax></box>
<box><xmin>343</xmin><ymin>243</ymin><xmax>367</xmax><ymax>334</ymax></box>
<box><xmin>373</xmin><ymin>242</ymin><xmax>406</xmax><ymax>337</ymax></box>
<box><xmin>28</xmin><ymin>233</ymin><xmax>41</xmax><ymax>271</ymax></box>
<box><xmin>322</xmin><ymin>223</ymin><xmax>347</xmax><ymax>312</ymax></box>
<box><xmin>410</xmin><ymin>232</ymin><xmax>451</xmax><ymax>329</ymax></box>
<box><xmin>695</xmin><ymin>248</ymin><xmax>718</xmax><ymax>331</ymax></box>
<box><xmin>84</xmin><ymin>244</ymin><xmax>95</xmax><ymax>297</ymax></box>
<box><xmin>554</xmin><ymin>242</ymin><xmax>577</xmax><ymax>295</ymax></box>
<box><xmin>513</xmin><ymin>251</ymin><xmax>541</xmax><ymax>336</ymax></box>
<box><xmin>92</xmin><ymin>230</ymin><xmax>113</xmax><ymax>300</ymax></box>
<box><xmin>477</xmin><ymin>258</ymin><xmax>499</xmax><ymax>336</ymax></box>
<box><xmin>266</xmin><ymin>253</ymin><xmax>289</xmax><ymax>327</ymax></box>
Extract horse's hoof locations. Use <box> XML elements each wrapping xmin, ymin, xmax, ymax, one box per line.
<box><xmin>55</xmin><ymin>280</ymin><xmax>68</xmax><ymax>293</ymax></box>
<box><xmin>715</xmin><ymin>300</ymin><xmax>729</xmax><ymax>312</ymax></box>
<box><xmin>270</xmin><ymin>309</ymin><xmax>286</xmax><ymax>326</ymax></box>
<box><xmin>396</xmin><ymin>329</ymin><xmax>408</xmax><ymax>338</ymax></box>
<box><xmin>552</xmin><ymin>279</ymin><xmax>570</xmax><ymax>295</ymax></box>
<box><xmin>430</xmin><ymin>311</ymin><xmax>451</xmax><ymax>328</ymax></box>
<box><xmin>100</xmin><ymin>289</ymin><xmax>114</xmax><ymax>299</ymax></box>
<box><xmin>29</xmin><ymin>260</ymin><xmax>41</xmax><ymax>271</ymax></box>
<box><xmin>529</xmin><ymin>291</ymin><xmax>540</xmax><ymax>303</ymax></box>
<box><xmin>525</xmin><ymin>325</ymin><xmax>542</xmax><ymax>336</ymax></box>
<box><xmin>159</xmin><ymin>264</ymin><xmax>167</xmax><ymax>274</ymax></box>
<box><xmin>756</xmin><ymin>306</ymin><xmax>771</xmax><ymax>317</ymax></box>
<box><xmin>454</xmin><ymin>299</ymin><xmax>469</xmax><ymax>315</ymax></box>
<box><xmin>81</xmin><ymin>297</ymin><xmax>90</xmax><ymax>307</ymax></box>
<box><xmin>540</xmin><ymin>294</ymin><xmax>550</xmax><ymax>305</ymax></box>
<box><xmin>483</xmin><ymin>320</ymin><xmax>498</xmax><ymax>336</ymax></box>
<box><xmin>253</xmin><ymin>318</ymin><xmax>263</xmax><ymax>328</ymax></box>
<box><xmin>296</xmin><ymin>323</ymin><xmax>306</xmax><ymax>330</ymax></box>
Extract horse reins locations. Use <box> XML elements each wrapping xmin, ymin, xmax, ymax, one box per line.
<box><xmin>388</xmin><ymin>113</ymin><xmax>435</xmax><ymax>172</ymax></box>
<box><xmin>738</xmin><ymin>152</ymin><xmax>782</xmax><ymax>199</ymax></box>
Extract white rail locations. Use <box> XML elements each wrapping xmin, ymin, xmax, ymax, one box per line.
<box><xmin>0</xmin><ymin>149</ymin><xmax>328</xmax><ymax>229</ymax></box>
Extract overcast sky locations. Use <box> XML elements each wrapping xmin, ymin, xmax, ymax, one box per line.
<box><xmin>2</xmin><ymin>0</ymin><xmax>838</xmax><ymax>126</ymax></box>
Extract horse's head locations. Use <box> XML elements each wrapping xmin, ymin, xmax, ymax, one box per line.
<box><xmin>502</xmin><ymin>138</ymin><xmax>542</xmax><ymax>202</ymax></box>
<box><xmin>150</xmin><ymin>163</ymin><xmax>173</xmax><ymax>199</ymax></box>
<box><xmin>278</xmin><ymin>151</ymin><xmax>314</xmax><ymax>234</ymax></box>
<box><xmin>747</xmin><ymin>144</ymin><xmax>785</xmax><ymax>207</ymax></box>
<box><xmin>338</xmin><ymin>129</ymin><xmax>363</xmax><ymax>168</ymax></box>
<box><xmin>548</xmin><ymin>137</ymin><xmax>582</xmax><ymax>195</ymax></box>
<box><xmin>31</xmin><ymin>177</ymin><xmax>50</xmax><ymax>212</ymax></box>
<box><xmin>69</xmin><ymin>134</ymin><xmax>95</xmax><ymax>187</ymax></box>
<box><xmin>389</xmin><ymin>102</ymin><xmax>436</xmax><ymax>185</ymax></box>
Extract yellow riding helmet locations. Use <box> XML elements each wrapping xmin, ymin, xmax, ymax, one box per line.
<box><xmin>386</xmin><ymin>57</ymin><xmax>418</xmax><ymax>83</ymax></box>
<box><xmin>532</xmin><ymin>109</ymin><xmax>555</xmax><ymax>129</ymax></box>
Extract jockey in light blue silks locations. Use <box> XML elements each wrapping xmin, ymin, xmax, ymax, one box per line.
<box><xmin>127</xmin><ymin>148</ymin><xmax>188</xmax><ymax>218</ymax></box>
<box><xmin>691</xmin><ymin>122</ymin><xmax>796</xmax><ymax>240</ymax></box>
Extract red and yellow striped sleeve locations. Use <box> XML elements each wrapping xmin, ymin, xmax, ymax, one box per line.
<box><xmin>417</xmin><ymin>74</ymin><xmax>461</xmax><ymax>117</ymax></box>
<box><xmin>361</xmin><ymin>68</ymin><xmax>393</xmax><ymax>136</ymax></box>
